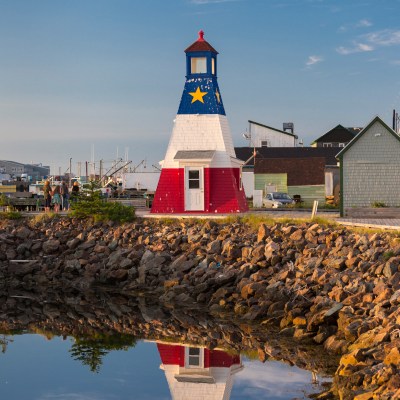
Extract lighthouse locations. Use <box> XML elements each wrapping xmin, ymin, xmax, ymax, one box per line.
<box><xmin>157</xmin><ymin>343</ymin><xmax>243</xmax><ymax>400</ymax></box>
<box><xmin>151</xmin><ymin>31</ymin><xmax>248</xmax><ymax>214</ymax></box>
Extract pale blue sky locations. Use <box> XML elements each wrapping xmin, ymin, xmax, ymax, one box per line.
<box><xmin>1</xmin><ymin>0</ymin><xmax>400</xmax><ymax>174</ymax></box>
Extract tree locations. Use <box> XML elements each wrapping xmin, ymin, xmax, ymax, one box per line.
<box><xmin>69</xmin><ymin>333</ymin><xmax>137</xmax><ymax>373</ymax></box>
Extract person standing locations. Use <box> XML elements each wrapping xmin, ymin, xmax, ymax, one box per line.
<box><xmin>52</xmin><ymin>184</ymin><xmax>62</xmax><ymax>213</ymax></box>
<box><xmin>70</xmin><ymin>181</ymin><xmax>80</xmax><ymax>204</ymax></box>
<box><xmin>43</xmin><ymin>181</ymin><xmax>52</xmax><ymax>212</ymax></box>
<box><xmin>61</xmin><ymin>181</ymin><xmax>69</xmax><ymax>210</ymax></box>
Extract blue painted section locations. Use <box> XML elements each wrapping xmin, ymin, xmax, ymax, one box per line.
<box><xmin>185</xmin><ymin>51</ymin><xmax>217</xmax><ymax>78</ymax></box>
<box><xmin>177</xmin><ymin>77</ymin><xmax>226</xmax><ymax>115</ymax></box>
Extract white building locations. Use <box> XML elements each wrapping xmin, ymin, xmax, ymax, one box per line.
<box><xmin>246</xmin><ymin>120</ymin><xmax>298</xmax><ymax>148</ymax></box>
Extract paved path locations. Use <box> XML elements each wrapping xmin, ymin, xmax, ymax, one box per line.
<box><xmin>338</xmin><ymin>218</ymin><xmax>400</xmax><ymax>230</ymax></box>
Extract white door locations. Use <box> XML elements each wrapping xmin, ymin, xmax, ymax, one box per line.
<box><xmin>185</xmin><ymin>166</ymin><xmax>204</xmax><ymax>211</ymax></box>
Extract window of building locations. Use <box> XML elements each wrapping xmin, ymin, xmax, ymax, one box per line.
<box><xmin>211</xmin><ymin>58</ymin><xmax>215</xmax><ymax>75</ymax></box>
<box><xmin>338</xmin><ymin>143</ymin><xmax>345</xmax><ymax>147</ymax></box>
<box><xmin>323</xmin><ymin>143</ymin><xmax>332</xmax><ymax>147</ymax></box>
<box><xmin>191</xmin><ymin>57</ymin><xmax>207</xmax><ymax>74</ymax></box>
<box><xmin>188</xmin><ymin>170</ymin><xmax>200</xmax><ymax>189</ymax></box>
<box><xmin>185</xmin><ymin>347</ymin><xmax>203</xmax><ymax>368</ymax></box>
<box><xmin>261</xmin><ymin>140</ymin><xmax>270</xmax><ymax>147</ymax></box>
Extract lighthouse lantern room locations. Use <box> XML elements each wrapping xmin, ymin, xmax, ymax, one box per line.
<box><xmin>151</xmin><ymin>31</ymin><xmax>248</xmax><ymax>214</ymax></box>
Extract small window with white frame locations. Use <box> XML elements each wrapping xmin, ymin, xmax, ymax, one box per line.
<box><xmin>338</xmin><ymin>143</ymin><xmax>345</xmax><ymax>147</ymax></box>
<box><xmin>191</xmin><ymin>57</ymin><xmax>207</xmax><ymax>74</ymax></box>
<box><xmin>185</xmin><ymin>347</ymin><xmax>204</xmax><ymax>368</ymax></box>
<box><xmin>323</xmin><ymin>143</ymin><xmax>332</xmax><ymax>147</ymax></box>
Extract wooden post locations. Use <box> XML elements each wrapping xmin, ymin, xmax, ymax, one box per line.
<box><xmin>311</xmin><ymin>200</ymin><xmax>319</xmax><ymax>219</ymax></box>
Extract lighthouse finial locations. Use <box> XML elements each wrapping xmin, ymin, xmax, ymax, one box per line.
<box><xmin>198</xmin><ymin>30</ymin><xmax>205</xmax><ymax>41</ymax></box>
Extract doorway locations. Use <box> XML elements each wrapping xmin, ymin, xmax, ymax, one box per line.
<box><xmin>184</xmin><ymin>166</ymin><xmax>204</xmax><ymax>211</ymax></box>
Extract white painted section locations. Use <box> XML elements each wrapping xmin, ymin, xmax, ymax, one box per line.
<box><xmin>249</xmin><ymin>122</ymin><xmax>296</xmax><ymax>148</ymax></box>
<box><xmin>123</xmin><ymin>172</ymin><xmax>160</xmax><ymax>191</ymax></box>
<box><xmin>253</xmin><ymin>190</ymin><xmax>263</xmax><ymax>207</ymax></box>
<box><xmin>163</xmin><ymin>114</ymin><xmax>238</xmax><ymax>169</ymax></box>
<box><xmin>241</xmin><ymin>171</ymin><xmax>254</xmax><ymax>198</ymax></box>
<box><xmin>185</xmin><ymin>166</ymin><xmax>204</xmax><ymax>211</ymax></box>
<box><xmin>162</xmin><ymin>364</ymin><xmax>240</xmax><ymax>400</ymax></box>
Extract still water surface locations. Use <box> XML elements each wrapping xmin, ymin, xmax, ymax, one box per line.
<box><xmin>0</xmin><ymin>334</ymin><xmax>329</xmax><ymax>400</ymax></box>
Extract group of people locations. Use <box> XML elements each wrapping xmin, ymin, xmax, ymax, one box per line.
<box><xmin>43</xmin><ymin>180</ymin><xmax>80</xmax><ymax>213</ymax></box>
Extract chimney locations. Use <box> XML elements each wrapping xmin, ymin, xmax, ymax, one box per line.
<box><xmin>283</xmin><ymin>122</ymin><xmax>294</xmax><ymax>134</ymax></box>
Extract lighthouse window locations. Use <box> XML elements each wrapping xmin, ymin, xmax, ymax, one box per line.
<box><xmin>212</xmin><ymin>57</ymin><xmax>215</xmax><ymax>75</ymax></box>
<box><xmin>191</xmin><ymin>57</ymin><xmax>207</xmax><ymax>74</ymax></box>
<box><xmin>188</xmin><ymin>170</ymin><xmax>200</xmax><ymax>189</ymax></box>
<box><xmin>185</xmin><ymin>347</ymin><xmax>203</xmax><ymax>367</ymax></box>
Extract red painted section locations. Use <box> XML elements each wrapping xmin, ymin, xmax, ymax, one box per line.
<box><xmin>208</xmin><ymin>168</ymin><xmax>248</xmax><ymax>213</ymax></box>
<box><xmin>198</xmin><ymin>30</ymin><xmax>205</xmax><ymax>42</ymax></box>
<box><xmin>157</xmin><ymin>344</ymin><xmax>185</xmax><ymax>367</ymax></box>
<box><xmin>204</xmin><ymin>348</ymin><xmax>210</xmax><ymax>368</ymax></box>
<box><xmin>209</xmin><ymin>350</ymin><xmax>241</xmax><ymax>367</ymax></box>
<box><xmin>151</xmin><ymin>167</ymin><xmax>248</xmax><ymax>214</ymax></box>
<box><xmin>157</xmin><ymin>344</ymin><xmax>241</xmax><ymax>368</ymax></box>
<box><xmin>151</xmin><ymin>168</ymin><xmax>184</xmax><ymax>213</ymax></box>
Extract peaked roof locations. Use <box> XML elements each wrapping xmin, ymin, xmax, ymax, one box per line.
<box><xmin>248</xmin><ymin>120</ymin><xmax>298</xmax><ymax>139</ymax></box>
<box><xmin>235</xmin><ymin>146</ymin><xmax>339</xmax><ymax>166</ymax></box>
<box><xmin>336</xmin><ymin>116</ymin><xmax>400</xmax><ymax>159</ymax></box>
<box><xmin>312</xmin><ymin>124</ymin><xmax>359</xmax><ymax>144</ymax></box>
<box><xmin>185</xmin><ymin>30</ymin><xmax>219</xmax><ymax>54</ymax></box>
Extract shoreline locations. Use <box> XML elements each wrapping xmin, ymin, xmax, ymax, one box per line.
<box><xmin>0</xmin><ymin>216</ymin><xmax>399</xmax><ymax>399</ymax></box>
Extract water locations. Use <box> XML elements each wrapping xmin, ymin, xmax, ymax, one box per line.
<box><xmin>0</xmin><ymin>333</ymin><xmax>329</xmax><ymax>400</ymax></box>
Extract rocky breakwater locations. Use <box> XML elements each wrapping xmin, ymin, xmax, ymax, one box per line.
<box><xmin>0</xmin><ymin>217</ymin><xmax>400</xmax><ymax>399</ymax></box>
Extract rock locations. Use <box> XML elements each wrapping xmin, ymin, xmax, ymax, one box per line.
<box><xmin>42</xmin><ymin>239</ymin><xmax>60</xmax><ymax>254</ymax></box>
<box><xmin>290</xmin><ymin>229</ymin><xmax>303</xmax><ymax>241</ymax></box>
<box><xmin>324</xmin><ymin>335</ymin><xmax>349</xmax><ymax>354</ymax></box>
<box><xmin>383</xmin><ymin>346</ymin><xmax>400</xmax><ymax>366</ymax></box>
<box><xmin>206</xmin><ymin>239</ymin><xmax>221</xmax><ymax>254</ymax></box>
<box><xmin>14</xmin><ymin>226</ymin><xmax>32</xmax><ymax>239</ymax></box>
<box><xmin>257</xmin><ymin>224</ymin><xmax>270</xmax><ymax>242</ymax></box>
<box><xmin>67</xmin><ymin>238</ymin><xmax>81</xmax><ymax>250</ymax></box>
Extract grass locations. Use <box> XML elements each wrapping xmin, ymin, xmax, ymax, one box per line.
<box><xmin>0</xmin><ymin>211</ymin><xmax>23</xmax><ymax>220</ymax></box>
<box><xmin>28</xmin><ymin>212</ymin><xmax>60</xmax><ymax>226</ymax></box>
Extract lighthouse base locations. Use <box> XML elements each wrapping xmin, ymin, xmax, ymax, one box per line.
<box><xmin>151</xmin><ymin>167</ymin><xmax>248</xmax><ymax>214</ymax></box>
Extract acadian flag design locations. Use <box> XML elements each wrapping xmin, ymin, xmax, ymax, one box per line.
<box><xmin>151</xmin><ymin>31</ymin><xmax>248</xmax><ymax>214</ymax></box>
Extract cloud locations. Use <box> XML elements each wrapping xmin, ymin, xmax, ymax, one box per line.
<box><xmin>337</xmin><ymin>29</ymin><xmax>400</xmax><ymax>56</ymax></box>
<box><xmin>365</xmin><ymin>29</ymin><xmax>400</xmax><ymax>46</ymax></box>
<box><xmin>356</xmin><ymin>19</ymin><xmax>372</xmax><ymax>28</ymax></box>
<box><xmin>306</xmin><ymin>55</ymin><xmax>324</xmax><ymax>66</ymax></box>
<box><xmin>336</xmin><ymin>42</ymin><xmax>374</xmax><ymax>55</ymax></box>
<box><xmin>338</xmin><ymin>19</ymin><xmax>372</xmax><ymax>33</ymax></box>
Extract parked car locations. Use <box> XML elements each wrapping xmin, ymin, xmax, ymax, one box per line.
<box><xmin>263</xmin><ymin>192</ymin><xmax>295</xmax><ymax>208</ymax></box>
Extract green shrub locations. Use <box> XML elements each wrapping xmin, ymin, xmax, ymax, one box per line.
<box><xmin>372</xmin><ymin>201</ymin><xmax>386</xmax><ymax>208</ymax></box>
<box><xmin>0</xmin><ymin>211</ymin><xmax>22</xmax><ymax>220</ymax></box>
<box><xmin>70</xmin><ymin>182</ymin><xmax>135</xmax><ymax>223</ymax></box>
<box><xmin>0</xmin><ymin>194</ymin><xmax>10</xmax><ymax>207</ymax></box>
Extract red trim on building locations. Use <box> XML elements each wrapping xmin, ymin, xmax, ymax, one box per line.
<box><xmin>157</xmin><ymin>344</ymin><xmax>240</xmax><ymax>368</ymax></box>
<box><xmin>157</xmin><ymin>344</ymin><xmax>185</xmax><ymax>367</ymax></box>
<box><xmin>151</xmin><ymin>167</ymin><xmax>248</xmax><ymax>214</ymax></box>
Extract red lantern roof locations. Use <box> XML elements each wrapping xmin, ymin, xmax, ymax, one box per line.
<box><xmin>185</xmin><ymin>30</ymin><xmax>219</xmax><ymax>54</ymax></box>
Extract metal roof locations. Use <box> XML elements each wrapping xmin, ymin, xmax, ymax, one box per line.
<box><xmin>174</xmin><ymin>150</ymin><xmax>216</xmax><ymax>160</ymax></box>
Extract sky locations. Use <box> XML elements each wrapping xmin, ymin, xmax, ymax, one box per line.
<box><xmin>2</xmin><ymin>0</ymin><xmax>400</xmax><ymax>175</ymax></box>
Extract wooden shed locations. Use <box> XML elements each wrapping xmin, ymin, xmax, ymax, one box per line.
<box><xmin>337</xmin><ymin>116</ymin><xmax>400</xmax><ymax>217</ymax></box>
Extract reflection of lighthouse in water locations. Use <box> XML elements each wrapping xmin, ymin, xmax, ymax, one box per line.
<box><xmin>157</xmin><ymin>343</ymin><xmax>243</xmax><ymax>399</ymax></box>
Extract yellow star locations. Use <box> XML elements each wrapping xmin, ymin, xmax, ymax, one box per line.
<box><xmin>215</xmin><ymin>89</ymin><xmax>221</xmax><ymax>103</ymax></box>
<box><xmin>189</xmin><ymin>87</ymin><xmax>208</xmax><ymax>104</ymax></box>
